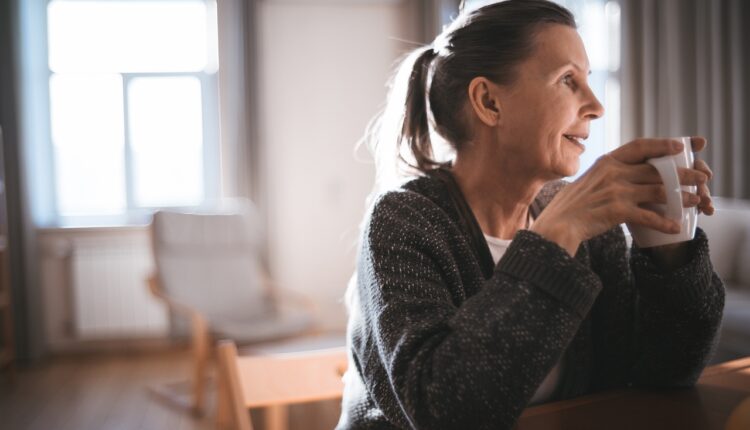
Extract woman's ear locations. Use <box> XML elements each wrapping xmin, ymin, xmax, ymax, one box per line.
<box><xmin>467</xmin><ymin>77</ymin><xmax>502</xmax><ymax>127</ymax></box>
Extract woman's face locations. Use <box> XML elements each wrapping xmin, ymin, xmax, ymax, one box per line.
<box><xmin>494</xmin><ymin>24</ymin><xmax>604</xmax><ymax>179</ymax></box>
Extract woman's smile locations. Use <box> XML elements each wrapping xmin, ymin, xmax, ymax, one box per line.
<box><xmin>563</xmin><ymin>134</ymin><xmax>587</xmax><ymax>152</ymax></box>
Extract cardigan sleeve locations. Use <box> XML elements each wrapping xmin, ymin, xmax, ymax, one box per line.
<box><xmin>626</xmin><ymin>227</ymin><xmax>725</xmax><ymax>387</ymax></box>
<box><xmin>586</xmin><ymin>225</ymin><xmax>724</xmax><ymax>391</ymax></box>
<box><xmin>586</xmin><ymin>225</ymin><xmax>640</xmax><ymax>392</ymax></box>
<box><xmin>353</xmin><ymin>192</ymin><xmax>602</xmax><ymax>429</ymax></box>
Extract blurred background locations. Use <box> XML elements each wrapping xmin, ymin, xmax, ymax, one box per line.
<box><xmin>0</xmin><ymin>0</ymin><xmax>748</xmax><ymax>429</ymax></box>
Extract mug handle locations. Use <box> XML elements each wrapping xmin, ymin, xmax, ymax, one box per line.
<box><xmin>647</xmin><ymin>156</ymin><xmax>683</xmax><ymax>221</ymax></box>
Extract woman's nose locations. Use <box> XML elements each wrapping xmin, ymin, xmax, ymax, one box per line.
<box><xmin>582</xmin><ymin>88</ymin><xmax>605</xmax><ymax>120</ymax></box>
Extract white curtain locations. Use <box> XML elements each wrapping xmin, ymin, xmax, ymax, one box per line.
<box><xmin>621</xmin><ymin>0</ymin><xmax>750</xmax><ymax>199</ymax></box>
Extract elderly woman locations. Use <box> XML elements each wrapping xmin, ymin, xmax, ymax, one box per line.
<box><xmin>336</xmin><ymin>1</ymin><xmax>724</xmax><ymax>429</ymax></box>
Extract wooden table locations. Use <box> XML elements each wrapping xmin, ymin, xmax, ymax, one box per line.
<box><xmin>517</xmin><ymin>357</ymin><xmax>750</xmax><ymax>430</ymax></box>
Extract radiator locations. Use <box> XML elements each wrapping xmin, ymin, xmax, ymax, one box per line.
<box><xmin>70</xmin><ymin>236</ymin><xmax>168</xmax><ymax>339</ymax></box>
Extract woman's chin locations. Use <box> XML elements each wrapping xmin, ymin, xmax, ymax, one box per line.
<box><xmin>555</xmin><ymin>160</ymin><xmax>580</xmax><ymax>178</ymax></box>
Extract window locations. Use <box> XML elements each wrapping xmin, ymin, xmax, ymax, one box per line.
<box><xmin>45</xmin><ymin>0</ymin><xmax>219</xmax><ymax>224</ymax></box>
<box><xmin>463</xmin><ymin>0</ymin><xmax>622</xmax><ymax>178</ymax></box>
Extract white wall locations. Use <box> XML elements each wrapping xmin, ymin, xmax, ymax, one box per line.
<box><xmin>258</xmin><ymin>0</ymin><xmax>420</xmax><ymax>330</ymax></box>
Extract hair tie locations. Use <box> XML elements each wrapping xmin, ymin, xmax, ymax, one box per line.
<box><xmin>425</xmin><ymin>46</ymin><xmax>438</xmax><ymax>61</ymax></box>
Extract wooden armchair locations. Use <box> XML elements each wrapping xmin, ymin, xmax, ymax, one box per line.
<box><xmin>216</xmin><ymin>340</ymin><xmax>348</xmax><ymax>430</ymax></box>
<box><xmin>146</xmin><ymin>202</ymin><xmax>317</xmax><ymax>415</ymax></box>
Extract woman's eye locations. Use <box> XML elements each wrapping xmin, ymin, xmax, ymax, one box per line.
<box><xmin>562</xmin><ymin>74</ymin><xmax>574</xmax><ymax>86</ymax></box>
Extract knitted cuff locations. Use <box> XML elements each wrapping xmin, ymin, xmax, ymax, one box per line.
<box><xmin>630</xmin><ymin>228</ymin><xmax>715</xmax><ymax>308</ymax></box>
<box><xmin>496</xmin><ymin>230</ymin><xmax>602</xmax><ymax>318</ymax></box>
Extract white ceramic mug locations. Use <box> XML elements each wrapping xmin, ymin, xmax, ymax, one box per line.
<box><xmin>628</xmin><ymin>137</ymin><xmax>698</xmax><ymax>248</ymax></box>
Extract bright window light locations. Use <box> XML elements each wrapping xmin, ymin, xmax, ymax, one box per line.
<box><xmin>580</xmin><ymin>2</ymin><xmax>607</xmax><ymax>70</ymax></box>
<box><xmin>605</xmin><ymin>77</ymin><xmax>621</xmax><ymax>153</ymax></box>
<box><xmin>44</xmin><ymin>0</ymin><xmax>219</xmax><ymax>222</ymax></box>
<box><xmin>48</xmin><ymin>0</ymin><xmax>209</xmax><ymax>73</ymax></box>
<box><xmin>128</xmin><ymin>77</ymin><xmax>204</xmax><ymax>207</ymax></box>
<box><xmin>50</xmin><ymin>73</ymin><xmax>126</xmax><ymax>215</ymax></box>
<box><xmin>606</xmin><ymin>1</ymin><xmax>621</xmax><ymax>72</ymax></box>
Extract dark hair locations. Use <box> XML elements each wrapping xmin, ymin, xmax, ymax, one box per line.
<box><xmin>366</xmin><ymin>0</ymin><xmax>576</xmax><ymax>188</ymax></box>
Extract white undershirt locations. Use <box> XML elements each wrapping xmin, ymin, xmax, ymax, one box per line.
<box><xmin>483</xmin><ymin>231</ymin><xmax>563</xmax><ymax>406</ymax></box>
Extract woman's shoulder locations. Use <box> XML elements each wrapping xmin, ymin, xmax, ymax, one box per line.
<box><xmin>369</xmin><ymin>183</ymin><xmax>446</xmax><ymax>223</ymax></box>
<box><xmin>370</xmin><ymin>174</ymin><xmax>452</xmax><ymax>214</ymax></box>
<box><xmin>368</xmin><ymin>189</ymin><xmax>432</xmax><ymax>222</ymax></box>
<box><xmin>364</xmin><ymin>175</ymin><xmax>458</xmax><ymax>238</ymax></box>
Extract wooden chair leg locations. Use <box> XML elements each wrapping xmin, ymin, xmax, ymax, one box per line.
<box><xmin>262</xmin><ymin>405</ymin><xmax>289</xmax><ymax>430</ymax></box>
<box><xmin>216</xmin><ymin>361</ymin><xmax>232</xmax><ymax>429</ymax></box>
<box><xmin>146</xmin><ymin>275</ymin><xmax>215</xmax><ymax>417</ymax></box>
<box><xmin>191</xmin><ymin>314</ymin><xmax>210</xmax><ymax>415</ymax></box>
<box><xmin>217</xmin><ymin>341</ymin><xmax>253</xmax><ymax>430</ymax></box>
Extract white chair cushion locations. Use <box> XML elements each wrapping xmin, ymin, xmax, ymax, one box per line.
<box><xmin>153</xmin><ymin>210</ymin><xmax>260</xmax><ymax>250</ymax></box>
<box><xmin>156</xmin><ymin>252</ymin><xmax>272</xmax><ymax>322</ymax></box>
<box><xmin>152</xmin><ymin>208</ymin><xmax>273</xmax><ymax>323</ymax></box>
<box><xmin>699</xmin><ymin>208</ymin><xmax>750</xmax><ymax>281</ymax></box>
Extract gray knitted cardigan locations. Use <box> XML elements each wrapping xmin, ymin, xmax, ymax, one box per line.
<box><xmin>336</xmin><ymin>169</ymin><xmax>725</xmax><ymax>430</ymax></box>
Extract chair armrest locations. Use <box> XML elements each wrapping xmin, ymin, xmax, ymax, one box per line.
<box><xmin>258</xmin><ymin>269</ymin><xmax>318</xmax><ymax>316</ymax></box>
<box><xmin>266</xmin><ymin>281</ymin><xmax>318</xmax><ymax>315</ymax></box>
<box><xmin>146</xmin><ymin>272</ymin><xmax>203</xmax><ymax>320</ymax></box>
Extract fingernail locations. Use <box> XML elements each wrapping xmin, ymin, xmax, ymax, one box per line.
<box><xmin>673</xmin><ymin>141</ymin><xmax>684</xmax><ymax>151</ymax></box>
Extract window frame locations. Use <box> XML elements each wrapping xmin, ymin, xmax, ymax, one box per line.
<box><xmin>41</xmin><ymin>0</ymin><xmax>221</xmax><ymax>227</ymax></box>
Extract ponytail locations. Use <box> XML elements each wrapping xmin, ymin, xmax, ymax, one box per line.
<box><xmin>364</xmin><ymin>46</ymin><xmax>442</xmax><ymax>195</ymax></box>
<box><xmin>401</xmin><ymin>47</ymin><xmax>440</xmax><ymax>172</ymax></box>
<box><xmin>347</xmin><ymin>48</ymin><xmax>440</xmax><ymax>316</ymax></box>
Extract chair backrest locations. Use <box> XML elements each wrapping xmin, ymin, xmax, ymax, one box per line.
<box><xmin>150</xmin><ymin>202</ymin><xmax>273</xmax><ymax>323</ymax></box>
<box><xmin>698</xmin><ymin>199</ymin><xmax>750</xmax><ymax>283</ymax></box>
<box><xmin>217</xmin><ymin>341</ymin><xmax>348</xmax><ymax>430</ymax></box>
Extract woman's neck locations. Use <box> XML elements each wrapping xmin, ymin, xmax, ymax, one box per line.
<box><xmin>451</xmin><ymin>149</ymin><xmax>545</xmax><ymax>240</ymax></box>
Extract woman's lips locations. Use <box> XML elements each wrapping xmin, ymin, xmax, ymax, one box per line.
<box><xmin>564</xmin><ymin>134</ymin><xmax>586</xmax><ymax>152</ymax></box>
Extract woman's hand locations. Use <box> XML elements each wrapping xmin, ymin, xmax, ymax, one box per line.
<box><xmin>531</xmin><ymin>137</ymin><xmax>712</xmax><ymax>256</ymax></box>
<box><xmin>689</xmin><ymin>137</ymin><xmax>715</xmax><ymax>216</ymax></box>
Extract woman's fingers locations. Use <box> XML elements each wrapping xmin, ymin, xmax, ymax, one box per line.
<box><xmin>682</xmin><ymin>191</ymin><xmax>701</xmax><ymax>207</ymax></box>
<box><xmin>629</xmin><ymin>184</ymin><xmax>699</xmax><ymax>208</ymax></box>
<box><xmin>690</xmin><ymin>136</ymin><xmax>707</xmax><ymax>152</ymax></box>
<box><xmin>625</xmin><ymin>165</ymin><xmax>707</xmax><ymax>186</ymax></box>
<box><xmin>698</xmin><ymin>182</ymin><xmax>715</xmax><ymax>214</ymax></box>
<box><xmin>627</xmin><ymin>207</ymin><xmax>681</xmax><ymax>234</ymax></box>
<box><xmin>677</xmin><ymin>167</ymin><xmax>708</xmax><ymax>185</ymax></box>
<box><xmin>692</xmin><ymin>158</ymin><xmax>715</xmax><ymax>214</ymax></box>
<box><xmin>611</xmin><ymin>138</ymin><xmax>683</xmax><ymax>164</ymax></box>
<box><xmin>611</xmin><ymin>136</ymin><xmax>708</xmax><ymax>166</ymax></box>
<box><xmin>694</xmin><ymin>158</ymin><xmax>713</xmax><ymax>180</ymax></box>
<box><xmin>630</xmin><ymin>184</ymin><xmax>665</xmax><ymax>203</ymax></box>
<box><xmin>626</xmin><ymin>164</ymin><xmax>661</xmax><ymax>184</ymax></box>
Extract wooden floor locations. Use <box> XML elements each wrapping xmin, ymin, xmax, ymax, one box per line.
<box><xmin>0</xmin><ymin>348</ymin><xmax>341</xmax><ymax>430</ymax></box>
